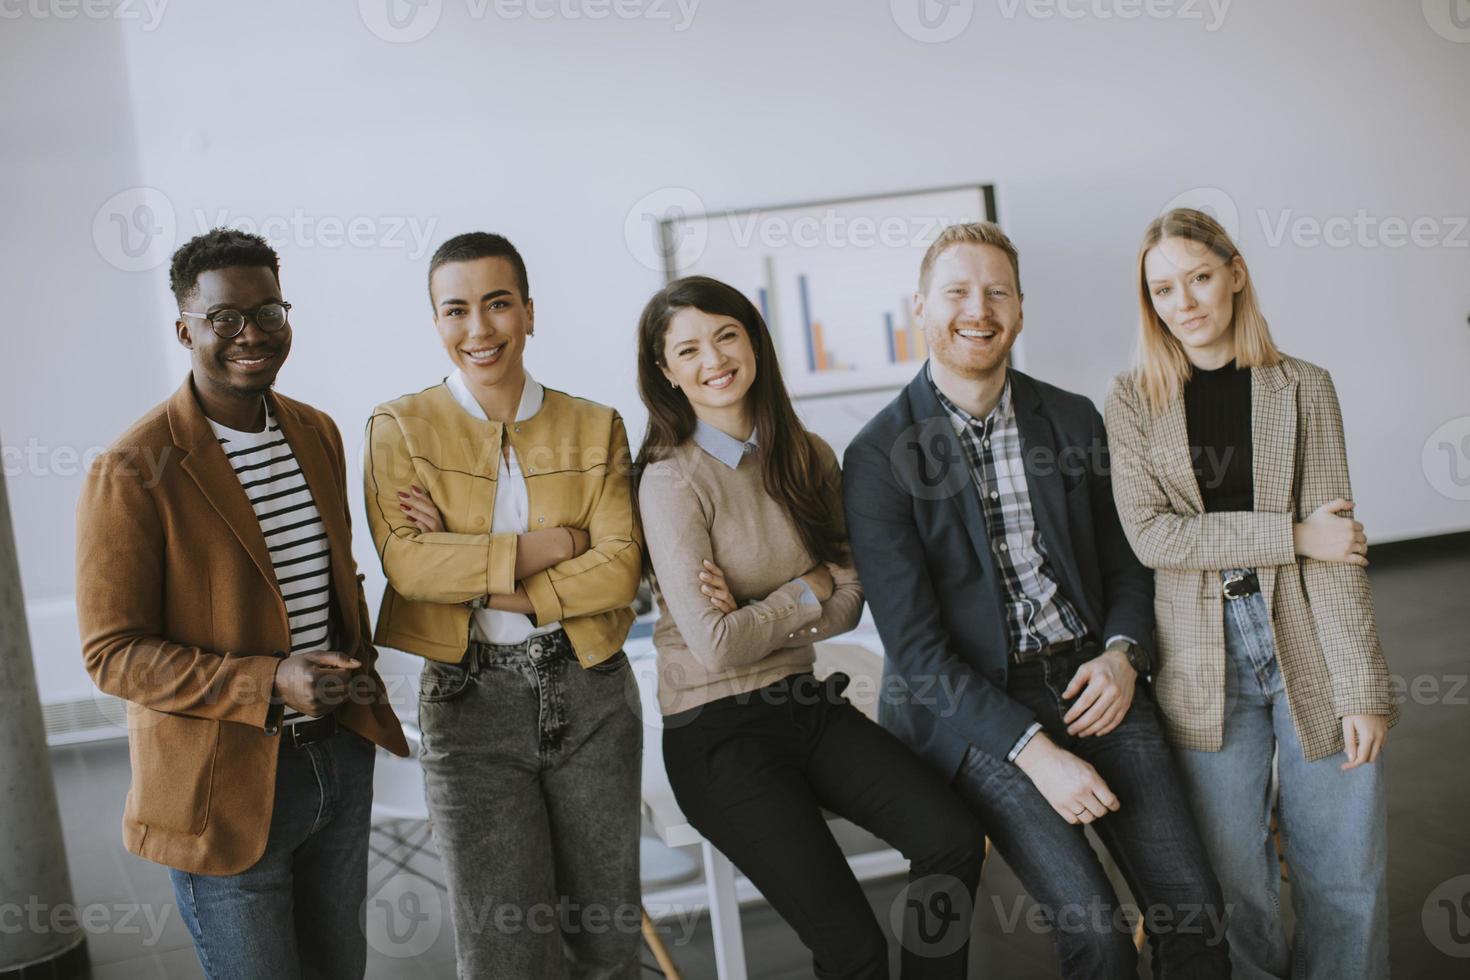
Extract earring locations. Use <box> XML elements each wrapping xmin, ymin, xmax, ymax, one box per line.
<box><xmin>669</xmin><ymin>379</ymin><xmax>678</xmax><ymax>389</ymax></box>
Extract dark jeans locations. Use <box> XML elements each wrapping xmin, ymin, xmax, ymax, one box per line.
<box><xmin>951</xmin><ymin>646</ymin><xmax>1231</xmax><ymax>980</ymax></box>
<box><xmin>169</xmin><ymin>725</ymin><xmax>376</xmax><ymax>980</ymax></box>
<box><xmin>419</xmin><ymin>629</ymin><xmax>644</xmax><ymax>980</ymax></box>
<box><xmin>664</xmin><ymin>672</ymin><xmax>986</xmax><ymax>980</ymax></box>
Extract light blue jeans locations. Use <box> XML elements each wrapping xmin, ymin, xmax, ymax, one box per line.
<box><xmin>169</xmin><ymin>726</ymin><xmax>377</xmax><ymax>980</ymax></box>
<box><xmin>1172</xmin><ymin>571</ymin><xmax>1388</xmax><ymax>980</ymax></box>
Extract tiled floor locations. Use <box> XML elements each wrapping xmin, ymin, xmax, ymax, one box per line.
<box><xmin>40</xmin><ymin>538</ymin><xmax>1470</xmax><ymax>978</ymax></box>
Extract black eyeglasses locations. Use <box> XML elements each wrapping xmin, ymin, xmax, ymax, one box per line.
<box><xmin>181</xmin><ymin>301</ymin><xmax>292</xmax><ymax>339</ymax></box>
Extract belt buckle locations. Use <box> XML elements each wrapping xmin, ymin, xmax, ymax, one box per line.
<box><xmin>1223</xmin><ymin>573</ymin><xmax>1251</xmax><ymax>600</ymax></box>
<box><xmin>288</xmin><ymin>715</ymin><xmax>335</xmax><ymax>748</ymax></box>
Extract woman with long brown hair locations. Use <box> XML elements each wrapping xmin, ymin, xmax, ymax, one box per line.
<box><xmin>1106</xmin><ymin>208</ymin><xmax>1395</xmax><ymax>980</ymax></box>
<box><xmin>635</xmin><ymin>275</ymin><xmax>984</xmax><ymax>979</ymax></box>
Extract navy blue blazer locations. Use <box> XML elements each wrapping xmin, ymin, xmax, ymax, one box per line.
<box><xmin>842</xmin><ymin>366</ymin><xmax>1153</xmax><ymax>778</ymax></box>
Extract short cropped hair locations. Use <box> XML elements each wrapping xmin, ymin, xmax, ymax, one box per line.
<box><xmin>917</xmin><ymin>221</ymin><xmax>1021</xmax><ymax>295</ymax></box>
<box><xmin>427</xmin><ymin>232</ymin><xmax>530</xmax><ymax>309</ymax></box>
<box><xmin>169</xmin><ymin>228</ymin><xmax>280</xmax><ymax>308</ymax></box>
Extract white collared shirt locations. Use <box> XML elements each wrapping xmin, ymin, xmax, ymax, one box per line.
<box><xmin>445</xmin><ymin>369</ymin><xmax>561</xmax><ymax>644</ymax></box>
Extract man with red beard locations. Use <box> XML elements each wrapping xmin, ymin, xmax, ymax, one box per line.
<box><xmin>843</xmin><ymin>222</ymin><xmax>1230</xmax><ymax>979</ymax></box>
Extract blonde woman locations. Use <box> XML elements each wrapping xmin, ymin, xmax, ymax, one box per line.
<box><xmin>1105</xmin><ymin>208</ymin><xmax>1395</xmax><ymax>980</ymax></box>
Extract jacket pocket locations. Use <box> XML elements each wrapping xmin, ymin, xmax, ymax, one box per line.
<box><xmin>128</xmin><ymin>711</ymin><xmax>219</xmax><ymax>835</ymax></box>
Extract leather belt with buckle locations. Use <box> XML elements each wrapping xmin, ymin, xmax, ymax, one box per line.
<box><xmin>284</xmin><ymin>713</ymin><xmax>338</xmax><ymax>748</ymax></box>
<box><xmin>1223</xmin><ymin>571</ymin><xmax>1261</xmax><ymax>600</ymax></box>
<box><xmin>1011</xmin><ymin>634</ymin><xmax>1092</xmax><ymax>665</ymax></box>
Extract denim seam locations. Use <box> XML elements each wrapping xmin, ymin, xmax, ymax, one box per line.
<box><xmin>181</xmin><ymin>874</ymin><xmax>216</xmax><ymax>978</ymax></box>
<box><xmin>305</xmin><ymin>745</ymin><xmax>328</xmax><ymax>836</ymax></box>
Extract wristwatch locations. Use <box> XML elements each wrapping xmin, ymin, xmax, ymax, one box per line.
<box><xmin>1115</xmin><ymin>640</ymin><xmax>1151</xmax><ymax>676</ymax></box>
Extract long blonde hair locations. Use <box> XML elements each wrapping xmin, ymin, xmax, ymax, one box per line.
<box><xmin>1133</xmin><ymin>208</ymin><xmax>1281</xmax><ymax>415</ymax></box>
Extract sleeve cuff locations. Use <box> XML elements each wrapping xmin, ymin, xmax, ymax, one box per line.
<box><xmin>1104</xmin><ymin>635</ymin><xmax>1136</xmax><ymax>650</ymax></box>
<box><xmin>1006</xmin><ymin>722</ymin><xmax>1043</xmax><ymax>763</ymax></box>
<box><xmin>523</xmin><ymin>570</ymin><xmax>563</xmax><ymax>626</ymax></box>
<box><xmin>487</xmin><ymin>532</ymin><xmax>519</xmax><ymax>597</ymax></box>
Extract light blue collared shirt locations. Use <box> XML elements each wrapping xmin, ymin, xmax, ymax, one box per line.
<box><xmin>691</xmin><ymin>419</ymin><xmax>758</xmax><ymax>470</ymax></box>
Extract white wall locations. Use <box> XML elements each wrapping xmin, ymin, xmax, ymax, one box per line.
<box><xmin>4</xmin><ymin>0</ymin><xmax>1468</xmax><ymax>705</ymax></box>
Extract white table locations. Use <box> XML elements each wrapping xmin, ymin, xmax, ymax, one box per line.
<box><xmin>630</xmin><ymin>631</ymin><xmax>902</xmax><ymax>980</ymax></box>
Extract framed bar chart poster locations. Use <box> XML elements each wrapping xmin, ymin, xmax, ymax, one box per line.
<box><xmin>660</xmin><ymin>183</ymin><xmax>999</xmax><ymax>400</ymax></box>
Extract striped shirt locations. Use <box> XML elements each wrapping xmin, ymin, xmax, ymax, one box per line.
<box><xmin>209</xmin><ymin>404</ymin><xmax>333</xmax><ymax>726</ymax></box>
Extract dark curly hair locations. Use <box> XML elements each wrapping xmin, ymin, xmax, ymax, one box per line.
<box><xmin>169</xmin><ymin>228</ymin><xmax>281</xmax><ymax>309</ymax></box>
<box><xmin>427</xmin><ymin>232</ymin><xmax>530</xmax><ymax>309</ymax></box>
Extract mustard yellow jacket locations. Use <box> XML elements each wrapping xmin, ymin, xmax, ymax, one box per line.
<box><xmin>364</xmin><ymin>381</ymin><xmax>641</xmax><ymax>666</ymax></box>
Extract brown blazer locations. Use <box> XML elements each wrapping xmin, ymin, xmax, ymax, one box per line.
<box><xmin>1106</xmin><ymin>355</ymin><xmax>1397</xmax><ymax>762</ymax></box>
<box><xmin>76</xmin><ymin>378</ymin><xmax>409</xmax><ymax>876</ymax></box>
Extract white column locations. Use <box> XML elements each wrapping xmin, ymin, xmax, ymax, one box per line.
<box><xmin>0</xmin><ymin>460</ymin><xmax>87</xmax><ymax>975</ymax></box>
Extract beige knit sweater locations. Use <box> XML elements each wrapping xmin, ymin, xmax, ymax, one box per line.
<box><xmin>638</xmin><ymin>432</ymin><xmax>865</xmax><ymax>715</ymax></box>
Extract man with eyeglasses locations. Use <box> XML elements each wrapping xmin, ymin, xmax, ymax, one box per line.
<box><xmin>75</xmin><ymin>228</ymin><xmax>408</xmax><ymax>979</ymax></box>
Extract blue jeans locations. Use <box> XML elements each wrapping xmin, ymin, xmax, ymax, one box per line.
<box><xmin>169</xmin><ymin>726</ymin><xmax>377</xmax><ymax>980</ymax></box>
<box><xmin>418</xmin><ymin>630</ymin><xmax>643</xmax><ymax>980</ymax></box>
<box><xmin>951</xmin><ymin>645</ymin><xmax>1230</xmax><ymax>980</ymax></box>
<box><xmin>1173</xmin><ymin>574</ymin><xmax>1389</xmax><ymax>980</ymax></box>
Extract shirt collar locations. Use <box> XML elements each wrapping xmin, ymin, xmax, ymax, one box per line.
<box><xmin>927</xmin><ymin>361</ymin><xmax>1012</xmax><ymax>431</ymax></box>
<box><xmin>692</xmin><ymin>418</ymin><xmax>759</xmax><ymax>470</ymax></box>
<box><xmin>445</xmin><ymin>369</ymin><xmax>544</xmax><ymax>423</ymax></box>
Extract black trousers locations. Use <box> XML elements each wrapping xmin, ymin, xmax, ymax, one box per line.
<box><xmin>663</xmin><ymin>672</ymin><xmax>985</xmax><ymax>980</ymax></box>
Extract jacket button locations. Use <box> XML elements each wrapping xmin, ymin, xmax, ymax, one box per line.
<box><xmin>538</xmin><ymin>517</ymin><xmax>545</xmax><ymax>524</ymax></box>
<box><xmin>474</xmin><ymin>517</ymin><xmax>486</xmax><ymax>528</ymax></box>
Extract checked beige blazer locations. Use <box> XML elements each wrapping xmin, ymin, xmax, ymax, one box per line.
<box><xmin>1105</xmin><ymin>355</ymin><xmax>1397</xmax><ymax>762</ymax></box>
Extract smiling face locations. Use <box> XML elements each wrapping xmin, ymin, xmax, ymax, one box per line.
<box><xmin>175</xmin><ymin>265</ymin><xmax>292</xmax><ymax>404</ymax></box>
<box><xmin>659</xmin><ymin>306</ymin><xmax>758</xmax><ymax>427</ymax></box>
<box><xmin>430</xmin><ymin>256</ymin><xmax>532</xmax><ymax>390</ymax></box>
<box><xmin>916</xmin><ymin>242</ymin><xmax>1023</xmax><ymax>382</ymax></box>
<box><xmin>1143</xmin><ymin>234</ymin><xmax>1246</xmax><ymax>368</ymax></box>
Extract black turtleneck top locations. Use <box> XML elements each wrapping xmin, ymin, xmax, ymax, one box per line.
<box><xmin>1183</xmin><ymin>361</ymin><xmax>1253</xmax><ymax>512</ymax></box>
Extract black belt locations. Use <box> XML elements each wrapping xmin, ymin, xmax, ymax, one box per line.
<box><xmin>282</xmin><ymin>713</ymin><xmax>338</xmax><ymax>748</ymax></box>
<box><xmin>1223</xmin><ymin>571</ymin><xmax>1262</xmax><ymax>600</ymax></box>
<box><xmin>1011</xmin><ymin>634</ymin><xmax>1093</xmax><ymax>665</ymax></box>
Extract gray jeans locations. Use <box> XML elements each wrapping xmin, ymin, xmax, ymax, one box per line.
<box><xmin>419</xmin><ymin>629</ymin><xmax>643</xmax><ymax>980</ymax></box>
